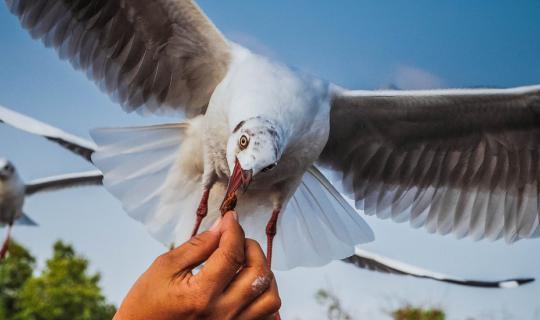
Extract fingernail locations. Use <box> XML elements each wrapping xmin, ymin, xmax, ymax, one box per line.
<box><xmin>210</xmin><ymin>217</ymin><xmax>221</xmax><ymax>232</ymax></box>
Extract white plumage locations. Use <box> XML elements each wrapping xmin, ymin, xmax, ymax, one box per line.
<box><xmin>0</xmin><ymin>156</ymin><xmax>103</xmax><ymax>259</ymax></box>
<box><xmin>91</xmin><ymin>114</ymin><xmax>373</xmax><ymax>270</ymax></box>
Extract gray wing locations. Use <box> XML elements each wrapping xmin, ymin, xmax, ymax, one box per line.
<box><xmin>6</xmin><ymin>0</ymin><xmax>231</xmax><ymax>116</ymax></box>
<box><xmin>25</xmin><ymin>170</ymin><xmax>103</xmax><ymax>196</ymax></box>
<box><xmin>319</xmin><ymin>85</ymin><xmax>540</xmax><ymax>243</ymax></box>
<box><xmin>342</xmin><ymin>249</ymin><xmax>535</xmax><ymax>289</ymax></box>
<box><xmin>0</xmin><ymin>105</ymin><xmax>95</xmax><ymax>162</ymax></box>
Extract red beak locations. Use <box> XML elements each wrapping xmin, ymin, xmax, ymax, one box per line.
<box><xmin>220</xmin><ymin>159</ymin><xmax>252</xmax><ymax>211</ymax></box>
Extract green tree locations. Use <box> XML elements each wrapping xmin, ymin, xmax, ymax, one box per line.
<box><xmin>392</xmin><ymin>306</ymin><xmax>445</xmax><ymax>320</ymax></box>
<box><xmin>314</xmin><ymin>288</ymin><xmax>447</xmax><ymax>320</ymax></box>
<box><xmin>0</xmin><ymin>240</ymin><xmax>36</xmax><ymax>318</ymax></box>
<box><xmin>0</xmin><ymin>240</ymin><xmax>116</xmax><ymax>320</ymax></box>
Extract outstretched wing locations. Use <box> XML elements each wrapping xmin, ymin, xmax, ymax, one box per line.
<box><xmin>342</xmin><ymin>248</ymin><xmax>535</xmax><ymax>288</ymax></box>
<box><xmin>6</xmin><ymin>0</ymin><xmax>231</xmax><ymax>117</ymax></box>
<box><xmin>319</xmin><ymin>85</ymin><xmax>540</xmax><ymax>243</ymax></box>
<box><xmin>25</xmin><ymin>170</ymin><xmax>103</xmax><ymax>195</ymax></box>
<box><xmin>0</xmin><ymin>105</ymin><xmax>95</xmax><ymax>162</ymax></box>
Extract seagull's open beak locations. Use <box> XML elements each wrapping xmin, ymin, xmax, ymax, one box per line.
<box><xmin>220</xmin><ymin>159</ymin><xmax>252</xmax><ymax>211</ymax></box>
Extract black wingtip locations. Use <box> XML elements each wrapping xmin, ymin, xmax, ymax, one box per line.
<box><xmin>514</xmin><ymin>278</ymin><xmax>535</xmax><ymax>286</ymax></box>
<box><xmin>492</xmin><ymin>278</ymin><xmax>535</xmax><ymax>289</ymax></box>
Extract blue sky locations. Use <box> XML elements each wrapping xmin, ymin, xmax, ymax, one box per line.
<box><xmin>1</xmin><ymin>1</ymin><xmax>540</xmax><ymax>319</ymax></box>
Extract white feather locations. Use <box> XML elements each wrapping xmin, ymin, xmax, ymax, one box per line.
<box><xmin>268</xmin><ymin>167</ymin><xmax>374</xmax><ymax>269</ymax></box>
<box><xmin>91</xmin><ymin>120</ymin><xmax>204</xmax><ymax>245</ymax></box>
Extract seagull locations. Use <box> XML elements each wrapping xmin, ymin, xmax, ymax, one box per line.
<box><xmin>345</xmin><ymin>249</ymin><xmax>534</xmax><ymax>289</ymax></box>
<box><xmin>3</xmin><ymin>106</ymin><xmax>536</xmax><ymax>290</ymax></box>
<box><xmin>0</xmin><ymin>105</ymin><xmax>103</xmax><ymax>260</ymax></box>
<box><xmin>6</xmin><ymin>0</ymin><xmax>540</xmax><ymax>271</ymax></box>
<box><xmin>0</xmin><ymin>158</ymin><xmax>102</xmax><ymax>260</ymax></box>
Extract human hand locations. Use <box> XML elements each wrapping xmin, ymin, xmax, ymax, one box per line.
<box><xmin>114</xmin><ymin>211</ymin><xmax>281</xmax><ymax>320</ymax></box>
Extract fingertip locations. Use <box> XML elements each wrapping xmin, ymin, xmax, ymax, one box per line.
<box><xmin>220</xmin><ymin>211</ymin><xmax>240</xmax><ymax>231</ymax></box>
<box><xmin>209</xmin><ymin>210</ymin><xmax>237</xmax><ymax>233</ymax></box>
<box><xmin>245</xmin><ymin>239</ymin><xmax>264</xmax><ymax>254</ymax></box>
<box><xmin>224</xmin><ymin>210</ymin><xmax>238</xmax><ymax>221</ymax></box>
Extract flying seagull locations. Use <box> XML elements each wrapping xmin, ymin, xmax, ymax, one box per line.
<box><xmin>345</xmin><ymin>248</ymin><xmax>534</xmax><ymax>289</ymax></box>
<box><xmin>4</xmin><ymin>106</ymin><xmax>536</xmax><ymax>289</ymax></box>
<box><xmin>0</xmin><ymin>105</ymin><xmax>101</xmax><ymax>260</ymax></box>
<box><xmin>6</xmin><ymin>0</ymin><xmax>540</xmax><ymax>271</ymax></box>
<box><xmin>0</xmin><ymin>159</ymin><xmax>102</xmax><ymax>260</ymax></box>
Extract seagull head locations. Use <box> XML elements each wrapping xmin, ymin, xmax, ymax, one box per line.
<box><xmin>223</xmin><ymin>117</ymin><xmax>284</xmax><ymax>197</ymax></box>
<box><xmin>0</xmin><ymin>158</ymin><xmax>15</xmax><ymax>180</ymax></box>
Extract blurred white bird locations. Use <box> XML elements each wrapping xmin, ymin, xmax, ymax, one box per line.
<box><xmin>6</xmin><ymin>0</ymin><xmax>540</xmax><ymax>270</ymax></box>
<box><xmin>0</xmin><ymin>158</ymin><xmax>102</xmax><ymax>259</ymax></box>
<box><xmin>0</xmin><ymin>105</ymin><xmax>103</xmax><ymax>260</ymax></box>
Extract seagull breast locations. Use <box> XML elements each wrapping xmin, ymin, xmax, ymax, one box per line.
<box><xmin>0</xmin><ymin>170</ymin><xmax>25</xmax><ymax>225</ymax></box>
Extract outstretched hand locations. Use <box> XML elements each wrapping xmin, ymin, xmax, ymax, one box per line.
<box><xmin>114</xmin><ymin>211</ymin><xmax>281</xmax><ymax>320</ymax></box>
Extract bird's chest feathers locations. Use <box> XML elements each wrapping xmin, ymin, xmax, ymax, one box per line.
<box><xmin>201</xmin><ymin>114</ymin><xmax>230</xmax><ymax>179</ymax></box>
<box><xmin>0</xmin><ymin>177</ymin><xmax>24</xmax><ymax>221</ymax></box>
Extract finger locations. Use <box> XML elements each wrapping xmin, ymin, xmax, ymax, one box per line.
<box><xmin>217</xmin><ymin>239</ymin><xmax>272</xmax><ymax>317</ymax></box>
<box><xmin>236</xmin><ymin>277</ymin><xmax>281</xmax><ymax>320</ymax></box>
<box><xmin>159</xmin><ymin>219</ymin><xmax>222</xmax><ymax>272</ymax></box>
<box><xmin>194</xmin><ymin>211</ymin><xmax>246</xmax><ymax>295</ymax></box>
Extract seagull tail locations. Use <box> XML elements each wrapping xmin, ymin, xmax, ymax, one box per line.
<box><xmin>265</xmin><ymin>166</ymin><xmax>374</xmax><ymax>270</ymax></box>
<box><xmin>90</xmin><ymin>117</ymin><xmax>206</xmax><ymax>246</ymax></box>
<box><xmin>14</xmin><ymin>213</ymin><xmax>38</xmax><ymax>226</ymax></box>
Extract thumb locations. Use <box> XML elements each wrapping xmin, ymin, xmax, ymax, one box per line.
<box><xmin>168</xmin><ymin>217</ymin><xmax>223</xmax><ymax>270</ymax></box>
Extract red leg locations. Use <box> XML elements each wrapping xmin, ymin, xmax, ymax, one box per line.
<box><xmin>191</xmin><ymin>189</ymin><xmax>210</xmax><ymax>237</ymax></box>
<box><xmin>265</xmin><ymin>208</ymin><xmax>281</xmax><ymax>268</ymax></box>
<box><xmin>265</xmin><ymin>209</ymin><xmax>282</xmax><ymax>320</ymax></box>
<box><xmin>0</xmin><ymin>224</ymin><xmax>12</xmax><ymax>261</ymax></box>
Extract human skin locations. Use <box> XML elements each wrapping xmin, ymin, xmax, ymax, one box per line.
<box><xmin>114</xmin><ymin>211</ymin><xmax>281</xmax><ymax>320</ymax></box>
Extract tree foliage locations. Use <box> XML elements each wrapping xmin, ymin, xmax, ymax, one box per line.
<box><xmin>0</xmin><ymin>240</ymin><xmax>35</xmax><ymax>318</ymax></box>
<box><xmin>392</xmin><ymin>306</ymin><xmax>445</xmax><ymax>320</ymax></box>
<box><xmin>0</xmin><ymin>239</ymin><xmax>116</xmax><ymax>320</ymax></box>
<box><xmin>315</xmin><ymin>288</ymin><xmax>446</xmax><ymax>320</ymax></box>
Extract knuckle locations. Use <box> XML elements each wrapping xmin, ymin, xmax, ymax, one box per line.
<box><xmin>246</xmin><ymin>238</ymin><xmax>262</xmax><ymax>250</ymax></box>
<box><xmin>249</xmin><ymin>270</ymin><xmax>273</xmax><ymax>295</ymax></box>
<box><xmin>267</xmin><ymin>295</ymin><xmax>282</xmax><ymax>312</ymax></box>
<box><xmin>253</xmin><ymin>266</ymin><xmax>272</xmax><ymax>281</ymax></box>
<box><xmin>153</xmin><ymin>253</ymin><xmax>172</xmax><ymax>268</ymax></box>
<box><xmin>187</xmin><ymin>234</ymin><xmax>207</xmax><ymax>249</ymax></box>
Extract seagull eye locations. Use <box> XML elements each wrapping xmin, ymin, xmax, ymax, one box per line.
<box><xmin>262</xmin><ymin>163</ymin><xmax>277</xmax><ymax>173</ymax></box>
<box><xmin>239</xmin><ymin>135</ymin><xmax>249</xmax><ymax>150</ymax></box>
